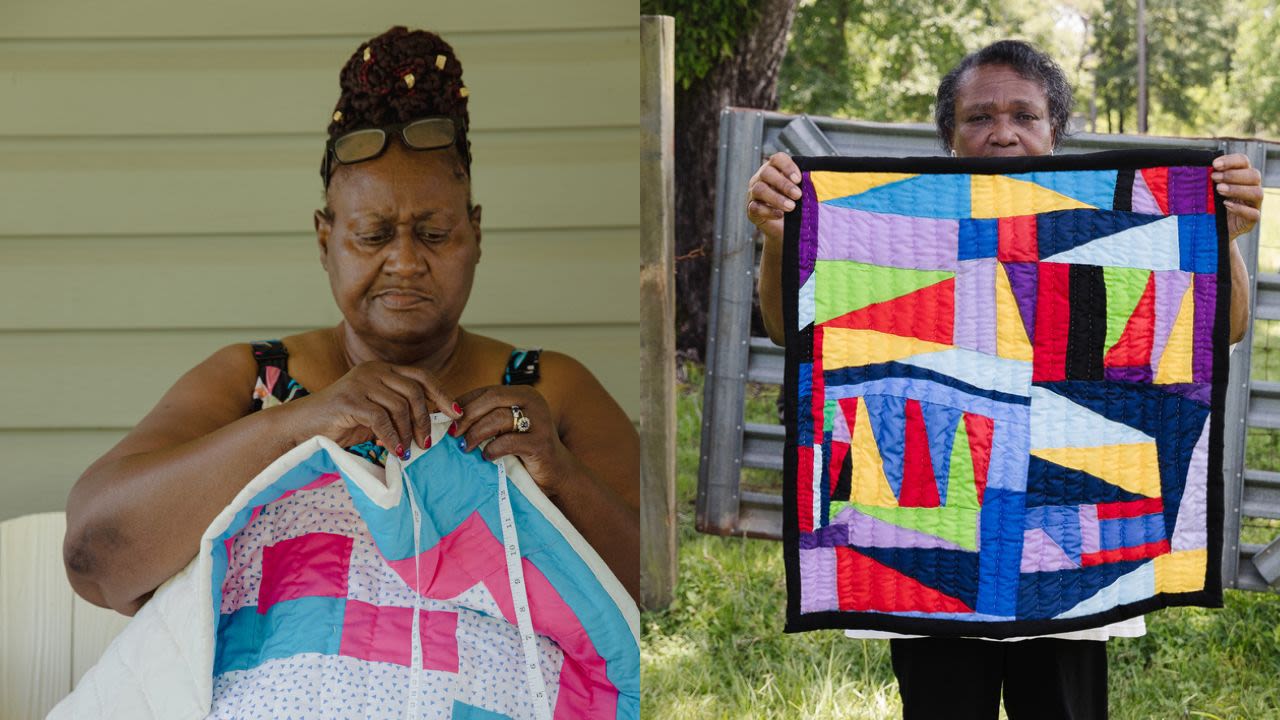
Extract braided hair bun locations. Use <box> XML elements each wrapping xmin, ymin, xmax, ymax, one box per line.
<box><xmin>327</xmin><ymin>26</ymin><xmax>471</xmax><ymax>171</ymax></box>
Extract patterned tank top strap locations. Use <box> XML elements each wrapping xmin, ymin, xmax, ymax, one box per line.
<box><xmin>503</xmin><ymin>348</ymin><xmax>542</xmax><ymax>385</ymax></box>
<box><xmin>249</xmin><ymin>339</ymin><xmax>306</xmax><ymax>411</ymax></box>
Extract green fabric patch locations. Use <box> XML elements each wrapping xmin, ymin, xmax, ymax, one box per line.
<box><xmin>814</xmin><ymin>260</ymin><xmax>954</xmax><ymax>325</ymax></box>
<box><xmin>1102</xmin><ymin>266</ymin><xmax>1150</xmax><ymax>351</ymax></box>
<box><xmin>850</xmin><ymin>504</ymin><xmax>980</xmax><ymax>551</ymax></box>
<box><xmin>947</xmin><ymin>419</ymin><xmax>980</xmax><ymax>510</ymax></box>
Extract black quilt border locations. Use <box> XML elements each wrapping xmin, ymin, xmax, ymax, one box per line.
<box><xmin>781</xmin><ymin>149</ymin><xmax>1228</xmax><ymax>638</ymax></box>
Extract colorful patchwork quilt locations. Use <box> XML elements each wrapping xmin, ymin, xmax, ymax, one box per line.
<box><xmin>52</xmin><ymin>421</ymin><xmax>639</xmax><ymax>719</ymax></box>
<box><xmin>781</xmin><ymin>150</ymin><xmax>1229</xmax><ymax>638</ymax></box>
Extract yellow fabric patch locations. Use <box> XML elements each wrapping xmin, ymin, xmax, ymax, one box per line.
<box><xmin>1030</xmin><ymin>443</ymin><xmax>1161</xmax><ymax>497</ymax></box>
<box><xmin>995</xmin><ymin>262</ymin><xmax>1034</xmax><ymax>361</ymax></box>
<box><xmin>822</xmin><ymin>327</ymin><xmax>951</xmax><ymax>369</ymax></box>
<box><xmin>970</xmin><ymin>175</ymin><xmax>1095</xmax><ymax>218</ymax></box>
<box><xmin>850</xmin><ymin>397</ymin><xmax>899</xmax><ymax>507</ymax></box>
<box><xmin>1154</xmin><ymin>549</ymin><xmax>1208</xmax><ymax>593</ymax></box>
<box><xmin>810</xmin><ymin>171</ymin><xmax>917</xmax><ymax>203</ymax></box>
<box><xmin>1155</xmin><ymin>282</ymin><xmax>1196</xmax><ymax>384</ymax></box>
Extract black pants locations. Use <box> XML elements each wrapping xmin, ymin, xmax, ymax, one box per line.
<box><xmin>890</xmin><ymin>637</ymin><xmax>1108</xmax><ymax>720</ymax></box>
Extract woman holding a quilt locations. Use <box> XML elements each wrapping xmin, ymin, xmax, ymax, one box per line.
<box><xmin>746</xmin><ymin>40</ymin><xmax>1260</xmax><ymax>720</ymax></box>
<box><xmin>59</xmin><ymin>26</ymin><xmax>639</xmax><ymax>719</ymax></box>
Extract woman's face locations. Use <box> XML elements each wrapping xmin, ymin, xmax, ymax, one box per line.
<box><xmin>950</xmin><ymin>63</ymin><xmax>1055</xmax><ymax>158</ymax></box>
<box><xmin>316</xmin><ymin>142</ymin><xmax>480</xmax><ymax>346</ymax></box>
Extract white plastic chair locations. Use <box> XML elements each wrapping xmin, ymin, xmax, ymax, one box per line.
<box><xmin>0</xmin><ymin>513</ymin><xmax>130</xmax><ymax>720</ymax></box>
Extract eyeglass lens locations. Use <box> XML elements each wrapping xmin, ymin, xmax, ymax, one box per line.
<box><xmin>401</xmin><ymin>118</ymin><xmax>455</xmax><ymax>149</ymax></box>
<box><xmin>333</xmin><ymin>129</ymin><xmax>389</xmax><ymax>164</ymax></box>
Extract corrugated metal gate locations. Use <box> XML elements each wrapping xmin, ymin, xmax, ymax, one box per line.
<box><xmin>696</xmin><ymin>108</ymin><xmax>1280</xmax><ymax>592</ymax></box>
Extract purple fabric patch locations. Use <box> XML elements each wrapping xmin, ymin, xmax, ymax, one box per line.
<box><xmin>835</xmin><ymin>506</ymin><xmax>969</xmax><ymax>551</ymax></box>
<box><xmin>798</xmin><ymin>547</ymin><xmax>839</xmax><ymax>612</ymax></box>
<box><xmin>1105</xmin><ymin>366</ymin><xmax>1153</xmax><ymax>383</ymax></box>
<box><xmin>798</xmin><ymin>523</ymin><xmax>851</xmax><ymax>549</ymax></box>
<box><xmin>1078</xmin><ymin>504</ymin><xmax>1100</xmax><ymax>555</ymax></box>
<box><xmin>1172</xmin><ymin>419</ymin><xmax>1211</xmax><ymax>552</ymax></box>
<box><xmin>1132</xmin><ymin>172</ymin><xmax>1162</xmax><ymax>215</ymax></box>
<box><xmin>1152</xmin><ymin>271</ymin><xmax>1192</xmax><ymax>373</ymax></box>
<box><xmin>1193</xmin><ymin>273</ymin><xmax>1217</xmax><ymax>382</ymax></box>
<box><xmin>1160</xmin><ymin>383</ymin><xmax>1212</xmax><ymax>406</ymax></box>
<box><xmin>798</xmin><ymin>172</ymin><xmax>820</xmax><ymax>287</ymax></box>
<box><xmin>1021</xmin><ymin>527</ymin><xmax>1079</xmax><ymax>572</ymax></box>
<box><xmin>1168</xmin><ymin>166</ymin><xmax>1209</xmax><ymax>215</ymax></box>
<box><xmin>816</xmin><ymin>204</ymin><xmax>959</xmax><ymax>270</ymax></box>
<box><xmin>1003</xmin><ymin>262</ymin><xmax>1039</xmax><ymax>342</ymax></box>
<box><xmin>955</xmin><ymin>258</ymin><xmax>997</xmax><ymax>354</ymax></box>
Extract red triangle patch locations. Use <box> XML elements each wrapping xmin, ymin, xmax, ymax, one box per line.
<box><xmin>899</xmin><ymin>400</ymin><xmax>940</xmax><ymax>507</ymax></box>
<box><xmin>838</xmin><ymin>397</ymin><xmax>859</xmax><ymax>438</ymax></box>
<box><xmin>820</xmin><ymin>278</ymin><xmax>955</xmax><ymax>344</ymax></box>
<box><xmin>1105</xmin><ymin>272</ymin><xmax>1156</xmax><ymax>367</ymax></box>
<box><xmin>963</xmin><ymin>413</ymin><xmax>993</xmax><ymax>505</ymax></box>
<box><xmin>828</xmin><ymin>441</ymin><xmax>850</xmax><ymax>493</ymax></box>
<box><xmin>1141</xmin><ymin>167</ymin><xmax>1170</xmax><ymax>215</ymax></box>
<box><xmin>836</xmin><ymin>546</ymin><xmax>973</xmax><ymax>613</ymax></box>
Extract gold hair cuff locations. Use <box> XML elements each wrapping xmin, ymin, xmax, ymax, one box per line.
<box><xmin>458</xmin><ymin>86</ymin><xmax>469</xmax><ymax>98</ymax></box>
<box><xmin>362</xmin><ymin>47</ymin><xmax>372</xmax><ymax>62</ymax></box>
<box><xmin>332</xmin><ymin>110</ymin><xmax>343</xmax><ymax>122</ymax></box>
<box><xmin>435</xmin><ymin>54</ymin><xmax>447</xmax><ymax>70</ymax></box>
<box><xmin>403</xmin><ymin>72</ymin><xmax>415</xmax><ymax>89</ymax></box>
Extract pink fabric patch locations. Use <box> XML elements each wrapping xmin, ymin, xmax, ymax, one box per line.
<box><xmin>339</xmin><ymin>599</ymin><xmax>459</xmax><ymax>672</ymax></box>
<box><xmin>263</xmin><ymin>365</ymin><xmax>281</xmax><ymax>395</ymax></box>
<box><xmin>386</xmin><ymin>512</ymin><xmax>618</xmax><ymax>719</ymax></box>
<box><xmin>258</xmin><ymin>532</ymin><xmax>353</xmax><ymax>613</ymax></box>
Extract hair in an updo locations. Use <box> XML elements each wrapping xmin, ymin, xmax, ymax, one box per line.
<box><xmin>327</xmin><ymin>26</ymin><xmax>471</xmax><ymax>174</ymax></box>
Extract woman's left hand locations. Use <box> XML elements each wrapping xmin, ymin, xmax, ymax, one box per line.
<box><xmin>1214</xmin><ymin>153</ymin><xmax>1264</xmax><ymax>240</ymax></box>
<box><xmin>452</xmin><ymin>385</ymin><xmax>572</xmax><ymax>497</ymax></box>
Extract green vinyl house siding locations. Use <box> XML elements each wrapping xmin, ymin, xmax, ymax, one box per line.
<box><xmin>0</xmin><ymin>1</ymin><xmax>639</xmax><ymax>522</ymax></box>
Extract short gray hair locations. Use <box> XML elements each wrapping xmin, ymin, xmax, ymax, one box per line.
<box><xmin>934</xmin><ymin>40</ymin><xmax>1073</xmax><ymax>152</ymax></box>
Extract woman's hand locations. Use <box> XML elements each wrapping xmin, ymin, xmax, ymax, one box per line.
<box><xmin>1214</xmin><ymin>153</ymin><xmax>1264</xmax><ymax>240</ymax></box>
<box><xmin>452</xmin><ymin>385</ymin><xmax>572</xmax><ymax>498</ymax></box>
<box><xmin>298</xmin><ymin>362</ymin><xmax>460</xmax><ymax>459</ymax></box>
<box><xmin>746</xmin><ymin>152</ymin><xmax>803</xmax><ymax>242</ymax></box>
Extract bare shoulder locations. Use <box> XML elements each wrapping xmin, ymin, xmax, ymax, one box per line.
<box><xmin>536</xmin><ymin>350</ymin><xmax>637</xmax><ymax>508</ymax></box>
<box><xmin>536</xmin><ymin>350</ymin><xmax>631</xmax><ymax>432</ymax></box>
<box><xmin>537</xmin><ymin>350</ymin><xmax>603</xmax><ymax>395</ymax></box>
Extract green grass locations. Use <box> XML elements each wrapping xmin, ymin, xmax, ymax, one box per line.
<box><xmin>643</xmin><ymin>365</ymin><xmax>1280</xmax><ymax>720</ymax></box>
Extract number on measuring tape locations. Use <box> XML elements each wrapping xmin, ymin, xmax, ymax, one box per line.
<box><xmin>497</xmin><ymin>461</ymin><xmax>553</xmax><ymax>720</ymax></box>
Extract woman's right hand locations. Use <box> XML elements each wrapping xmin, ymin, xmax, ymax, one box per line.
<box><xmin>746</xmin><ymin>152</ymin><xmax>803</xmax><ymax>242</ymax></box>
<box><xmin>294</xmin><ymin>362</ymin><xmax>460</xmax><ymax>459</ymax></box>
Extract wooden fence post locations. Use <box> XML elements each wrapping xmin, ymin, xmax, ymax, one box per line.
<box><xmin>639</xmin><ymin>14</ymin><xmax>677</xmax><ymax>610</ymax></box>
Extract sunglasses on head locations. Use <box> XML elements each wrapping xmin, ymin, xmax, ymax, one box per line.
<box><xmin>320</xmin><ymin>116</ymin><xmax>468</xmax><ymax>187</ymax></box>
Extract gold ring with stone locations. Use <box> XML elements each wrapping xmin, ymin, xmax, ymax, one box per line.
<box><xmin>511</xmin><ymin>405</ymin><xmax>531</xmax><ymax>433</ymax></box>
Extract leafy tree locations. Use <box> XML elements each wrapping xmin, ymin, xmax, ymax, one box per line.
<box><xmin>778</xmin><ymin>0</ymin><xmax>1074</xmax><ymax>125</ymax></box>
<box><xmin>1227</xmin><ymin>0</ymin><xmax>1280</xmax><ymax>138</ymax></box>
<box><xmin>644</xmin><ymin>0</ymin><xmax>800</xmax><ymax>357</ymax></box>
<box><xmin>774</xmin><ymin>0</ymin><xmax>1277</xmax><ymax>140</ymax></box>
<box><xmin>1090</xmin><ymin>0</ymin><xmax>1234</xmax><ymax>135</ymax></box>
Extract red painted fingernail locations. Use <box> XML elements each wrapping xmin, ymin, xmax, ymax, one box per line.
<box><xmin>423</xmin><ymin>434</ymin><xmax>432</xmax><ymax>448</ymax></box>
<box><xmin>448</xmin><ymin>421</ymin><xmax>457</xmax><ymax>436</ymax></box>
<box><xmin>452</xmin><ymin>402</ymin><xmax>463</xmax><ymax>416</ymax></box>
<box><xmin>394</xmin><ymin>443</ymin><xmax>405</xmax><ymax>458</ymax></box>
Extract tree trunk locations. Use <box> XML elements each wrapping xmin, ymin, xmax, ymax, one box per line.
<box><xmin>673</xmin><ymin>0</ymin><xmax>799</xmax><ymax>359</ymax></box>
